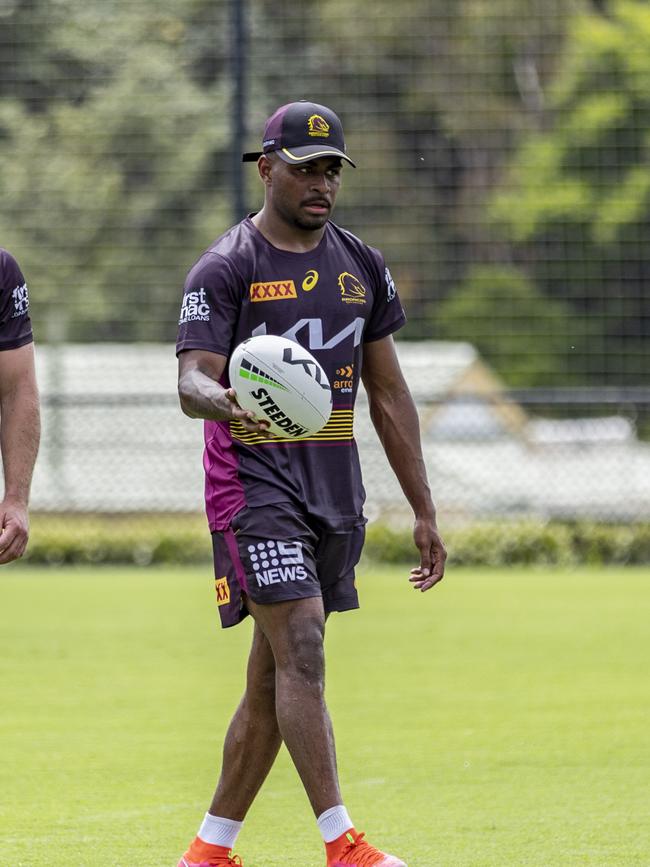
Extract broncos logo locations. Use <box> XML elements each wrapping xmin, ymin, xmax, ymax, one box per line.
<box><xmin>338</xmin><ymin>272</ymin><xmax>367</xmax><ymax>305</ymax></box>
<box><xmin>308</xmin><ymin>114</ymin><xmax>331</xmax><ymax>137</ymax></box>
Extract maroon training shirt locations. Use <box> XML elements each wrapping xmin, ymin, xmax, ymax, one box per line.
<box><xmin>0</xmin><ymin>249</ymin><xmax>33</xmax><ymax>351</ymax></box>
<box><xmin>176</xmin><ymin>217</ymin><xmax>405</xmax><ymax>532</ymax></box>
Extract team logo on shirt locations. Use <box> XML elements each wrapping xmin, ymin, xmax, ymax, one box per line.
<box><xmin>247</xmin><ymin>539</ymin><xmax>307</xmax><ymax>588</ymax></box>
<box><xmin>385</xmin><ymin>267</ymin><xmax>397</xmax><ymax>301</ymax></box>
<box><xmin>308</xmin><ymin>115</ymin><xmax>330</xmax><ymax>138</ymax></box>
<box><xmin>334</xmin><ymin>364</ymin><xmax>354</xmax><ymax>394</ymax></box>
<box><xmin>338</xmin><ymin>272</ymin><xmax>367</xmax><ymax>305</ymax></box>
<box><xmin>179</xmin><ymin>288</ymin><xmax>210</xmax><ymax>323</ymax></box>
<box><xmin>11</xmin><ymin>283</ymin><xmax>29</xmax><ymax>318</ymax></box>
<box><xmin>215</xmin><ymin>577</ymin><xmax>230</xmax><ymax>606</ymax></box>
<box><xmin>250</xmin><ymin>280</ymin><xmax>298</xmax><ymax>302</ymax></box>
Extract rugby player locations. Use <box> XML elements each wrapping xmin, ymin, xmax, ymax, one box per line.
<box><xmin>0</xmin><ymin>248</ymin><xmax>39</xmax><ymax>564</ymax></box>
<box><xmin>176</xmin><ymin>101</ymin><xmax>446</xmax><ymax>867</ymax></box>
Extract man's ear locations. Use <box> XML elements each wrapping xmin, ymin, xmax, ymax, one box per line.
<box><xmin>258</xmin><ymin>154</ymin><xmax>273</xmax><ymax>186</ymax></box>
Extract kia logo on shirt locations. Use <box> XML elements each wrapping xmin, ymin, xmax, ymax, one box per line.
<box><xmin>252</xmin><ymin>317</ymin><xmax>365</xmax><ymax>350</ymax></box>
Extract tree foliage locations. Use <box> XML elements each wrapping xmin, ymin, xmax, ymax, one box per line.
<box><xmin>436</xmin><ymin>266</ymin><xmax>575</xmax><ymax>386</ymax></box>
<box><xmin>491</xmin><ymin>0</ymin><xmax>650</xmax><ymax>383</ymax></box>
<box><xmin>0</xmin><ymin>0</ymin><xmax>230</xmax><ymax>340</ymax></box>
<box><xmin>0</xmin><ymin>0</ymin><xmax>647</xmax><ymax>384</ymax></box>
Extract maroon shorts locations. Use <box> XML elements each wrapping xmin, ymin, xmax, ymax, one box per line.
<box><xmin>211</xmin><ymin>503</ymin><xmax>365</xmax><ymax>628</ymax></box>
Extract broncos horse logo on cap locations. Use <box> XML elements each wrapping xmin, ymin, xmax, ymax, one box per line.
<box><xmin>308</xmin><ymin>114</ymin><xmax>331</xmax><ymax>138</ymax></box>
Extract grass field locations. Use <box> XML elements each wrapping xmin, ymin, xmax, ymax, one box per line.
<box><xmin>1</xmin><ymin>564</ymin><xmax>649</xmax><ymax>867</ymax></box>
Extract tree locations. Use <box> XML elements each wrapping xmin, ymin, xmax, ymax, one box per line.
<box><xmin>0</xmin><ymin>0</ymin><xmax>231</xmax><ymax>340</ymax></box>
<box><xmin>1</xmin><ymin>0</ymin><xmax>603</xmax><ymax>370</ymax></box>
<box><xmin>246</xmin><ymin>0</ymin><xmax>584</xmax><ymax>335</ymax></box>
<box><xmin>436</xmin><ymin>265</ymin><xmax>576</xmax><ymax>386</ymax></box>
<box><xmin>491</xmin><ymin>0</ymin><xmax>650</xmax><ymax>383</ymax></box>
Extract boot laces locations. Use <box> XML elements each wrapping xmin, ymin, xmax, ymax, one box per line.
<box><xmin>203</xmin><ymin>855</ymin><xmax>243</xmax><ymax>867</ymax></box>
<box><xmin>336</xmin><ymin>832</ymin><xmax>385</xmax><ymax>866</ymax></box>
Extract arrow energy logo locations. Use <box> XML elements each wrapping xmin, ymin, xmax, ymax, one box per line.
<box><xmin>334</xmin><ymin>363</ymin><xmax>354</xmax><ymax>393</ymax></box>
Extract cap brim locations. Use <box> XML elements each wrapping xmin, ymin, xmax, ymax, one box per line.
<box><xmin>242</xmin><ymin>145</ymin><xmax>356</xmax><ymax>167</ymax></box>
<box><xmin>276</xmin><ymin>145</ymin><xmax>356</xmax><ymax>167</ymax></box>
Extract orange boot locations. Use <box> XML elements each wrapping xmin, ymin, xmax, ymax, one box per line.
<box><xmin>326</xmin><ymin>829</ymin><xmax>406</xmax><ymax>867</ymax></box>
<box><xmin>177</xmin><ymin>837</ymin><xmax>243</xmax><ymax>867</ymax></box>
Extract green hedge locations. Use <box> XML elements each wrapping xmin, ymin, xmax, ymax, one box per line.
<box><xmin>365</xmin><ymin>521</ymin><xmax>650</xmax><ymax>566</ymax></box>
<box><xmin>22</xmin><ymin>514</ymin><xmax>211</xmax><ymax>566</ymax></box>
<box><xmin>15</xmin><ymin>514</ymin><xmax>650</xmax><ymax>567</ymax></box>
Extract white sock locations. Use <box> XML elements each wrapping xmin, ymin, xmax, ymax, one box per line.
<box><xmin>197</xmin><ymin>813</ymin><xmax>243</xmax><ymax>848</ymax></box>
<box><xmin>317</xmin><ymin>805</ymin><xmax>354</xmax><ymax>843</ymax></box>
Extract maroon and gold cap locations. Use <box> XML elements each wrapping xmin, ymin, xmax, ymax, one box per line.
<box><xmin>242</xmin><ymin>101</ymin><xmax>356</xmax><ymax>167</ymax></box>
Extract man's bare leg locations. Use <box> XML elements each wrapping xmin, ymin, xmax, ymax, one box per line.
<box><xmin>246</xmin><ymin>595</ymin><xmax>342</xmax><ymax>817</ymax></box>
<box><xmin>185</xmin><ymin>597</ymin><xmax>405</xmax><ymax>867</ymax></box>
<box><xmin>209</xmin><ymin>621</ymin><xmax>282</xmax><ymax>819</ymax></box>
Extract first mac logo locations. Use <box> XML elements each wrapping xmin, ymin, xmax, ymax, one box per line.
<box><xmin>179</xmin><ymin>288</ymin><xmax>210</xmax><ymax>323</ymax></box>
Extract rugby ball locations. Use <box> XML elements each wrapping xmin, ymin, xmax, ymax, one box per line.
<box><xmin>228</xmin><ymin>335</ymin><xmax>332</xmax><ymax>438</ymax></box>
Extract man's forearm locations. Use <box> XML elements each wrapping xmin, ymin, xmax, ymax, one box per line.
<box><xmin>178</xmin><ymin>366</ymin><xmax>231</xmax><ymax>421</ymax></box>
<box><xmin>178</xmin><ymin>355</ymin><xmax>270</xmax><ymax>436</ymax></box>
<box><xmin>368</xmin><ymin>385</ymin><xmax>435</xmax><ymax>519</ymax></box>
<box><xmin>0</xmin><ymin>380</ymin><xmax>40</xmax><ymax>504</ymax></box>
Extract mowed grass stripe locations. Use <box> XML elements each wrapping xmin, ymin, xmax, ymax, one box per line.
<box><xmin>1</xmin><ymin>565</ymin><xmax>649</xmax><ymax>866</ymax></box>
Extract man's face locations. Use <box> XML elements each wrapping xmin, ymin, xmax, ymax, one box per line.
<box><xmin>263</xmin><ymin>155</ymin><xmax>343</xmax><ymax>231</ymax></box>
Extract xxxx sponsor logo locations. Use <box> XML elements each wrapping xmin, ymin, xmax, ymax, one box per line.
<box><xmin>250</xmin><ymin>280</ymin><xmax>297</xmax><ymax>302</ymax></box>
<box><xmin>215</xmin><ymin>576</ymin><xmax>230</xmax><ymax>606</ymax></box>
<box><xmin>334</xmin><ymin>363</ymin><xmax>354</xmax><ymax>393</ymax></box>
<box><xmin>338</xmin><ymin>272</ymin><xmax>367</xmax><ymax>305</ymax></box>
<box><xmin>247</xmin><ymin>540</ymin><xmax>307</xmax><ymax>588</ymax></box>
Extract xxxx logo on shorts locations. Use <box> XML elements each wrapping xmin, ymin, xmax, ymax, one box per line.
<box><xmin>215</xmin><ymin>576</ymin><xmax>230</xmax><ymax>606</ymax></box>
<box><xmin>250</xmin><ymin>281</ymin><xmax>298</xmax><ymax>302</ymax></box>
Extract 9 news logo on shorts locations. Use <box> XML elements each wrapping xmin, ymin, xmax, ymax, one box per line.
<box><xmin>247</xmin><ymin>539</ymin><xmax>307</xmax><ymax>588</ymax></box>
